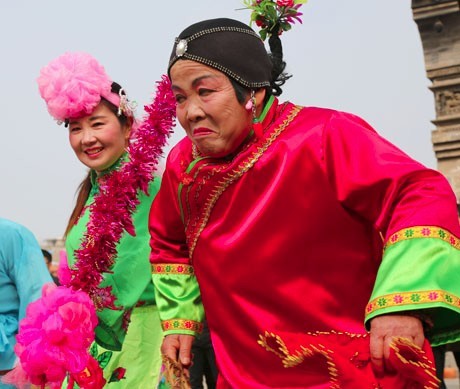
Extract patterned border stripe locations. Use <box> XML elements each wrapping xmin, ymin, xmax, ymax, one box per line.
<box><xmin>384</xmin><ymin>226</ymin><xmax>460</xmax><ymax>251</ymax></box>
<box><xmin>366</xmin><ymin>290</ymin><xmax>460</xmax><ymax>316</ymax></box>
<box><xmin>162</xmin><ymin>319</ymin><xmax>203</xmax><ymax>333</ymax></box>
<box><xmin>151</xmin><ymin>264</ymin><xmax>194</xmax><ymax>275</ymax></box>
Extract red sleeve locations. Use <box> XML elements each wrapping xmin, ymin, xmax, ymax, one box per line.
<box><xmin>149</xmin><ymin>144</ymin><xmax>190</xmax><ymax>265</ymax></box>
<box><xmin>321</xmin><ymin>111</ymin><xmax>460</xmax><ymax>238</ymax></box>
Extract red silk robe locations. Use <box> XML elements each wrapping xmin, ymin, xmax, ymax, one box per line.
<box><xmin>150</xmin><ymin>98</ymin><xmax>460</xmax><ymax>388</ymax></box>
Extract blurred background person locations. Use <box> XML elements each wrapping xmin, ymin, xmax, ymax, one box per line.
<box><xmin>0</xmin><ymin>217</ymin><xmax>52</xmax><ymax>388</ymax></box>
<box><xmin>190</xmin><ymin>318</ymin><xmax>217</xmax><ymax>389</ymax></box>
<box><xmin>41</xmin><ymin>249</ymin><xmax>59</xmax><ymax>285</ymax></box>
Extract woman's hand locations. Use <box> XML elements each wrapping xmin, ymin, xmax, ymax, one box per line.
<box><xmin>162</xmin><ymin>334</ymin><xmax>195</xmax><ymax>366</ymax></box>
<box><xmin>369</xmin><ymin>314</ymin><xmax>424</xmax><ymax>377</ymax></box>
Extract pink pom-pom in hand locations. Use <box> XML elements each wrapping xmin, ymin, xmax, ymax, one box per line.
<box><xmin>8</xmin><ymin>283</ymin><xmax>100</xmax><ymax>388</ymax></box>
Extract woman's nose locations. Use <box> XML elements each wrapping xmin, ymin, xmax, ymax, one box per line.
<box><xmin>186</xmin><ymin>99</ymin><xmax>205</xmax><ymax>122</ymax></box>
<box><xmin>81</xmin><ymin>128</ymin><xmax>96</xmax><ymax>144</ymax></box>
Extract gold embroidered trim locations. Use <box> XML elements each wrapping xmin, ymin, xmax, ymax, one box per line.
<box><xmin>151</xmin><ymin>264</ymin><xmax>194</xmax><ymax>275</ymax></box>
<box><xmin>384</xmin><ymin>226</ymin><xmax>460</xmax><ymax>251</ymax></box>
<box><xmin>162</xmin><ymin>319</ymin><xmax>203</xmax><ymax>333</ymax></box>
<box><xmin>188</xmin><ymin>105</ymin><xmax>302</xmax><ymax>258</ymax></box>
<box><xmin>390</xmin><ymin>337</ymin><xmax>440</xmax><ymax>388</ymax></box>
<box><xmin>365</xmin><ymin>289</ymin><xmax>460</xmax><ymax>316</ymax></box>
<box><xmin>258</xmin><ymin>331</ymin><xmax>344</xmax><ymax>388</ymax></box>
<box><xmin>185</xmin><ymin>160</ymin><xmax>217</xmax><ymax>232</ymax></box>
<box><xmin>258</xmin><ymin>331</ymin><xmax>439</xmax><ymax>389</ymax></box>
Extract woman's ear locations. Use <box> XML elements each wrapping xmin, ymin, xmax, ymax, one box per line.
<box><xmin>255</xmin><ymin>88</ymin><xmax>266</xmax><ymax>114</ymax></box>
<box><xmin>124</xmin><ymin>118</ymin><xmax>133</xmax><ymax>141</ymax></box>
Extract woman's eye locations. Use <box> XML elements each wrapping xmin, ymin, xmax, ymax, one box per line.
<box><xmin>175</xmin><ymin>94</ymin><xmax>185</xmax><ymax>104</ymax></box>
<box><xmin>69</xmin><ymin>127</ymin><xmax>80</xmax><ymax>132</ymax></box>
<box><xmin>199</xmin><ymin>88</ymin><xmax>213</xmax><ymax>96</ymax></box>
<box><xmin>93</xmin><ymin>122</ymin><xmax>104</xmax><ymax>127</ymax></box>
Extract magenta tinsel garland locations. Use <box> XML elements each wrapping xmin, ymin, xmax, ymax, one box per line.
<box><xmin>67</xmin><ymin>75</ymin><xmax>176</xmax><ymax>309</ymax></box>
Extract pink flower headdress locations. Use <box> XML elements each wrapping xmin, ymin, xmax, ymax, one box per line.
<box><xmin>37</xmin><ymin>52</ymin><xmax>135</xmax><ymax>124</ymax></box>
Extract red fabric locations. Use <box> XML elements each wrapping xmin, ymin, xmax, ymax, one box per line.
<box><xmin>257</xmin><ymin>331</ymin><xmax>439</xmax><ymax>388</ymax></box>
<box><xmin>150</xmin><ymin>100</ymin><xmax>459</xmax><ymax>388</ymax></box>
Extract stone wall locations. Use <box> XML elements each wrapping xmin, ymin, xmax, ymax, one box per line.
<box><xmin>412</xmin><ymin>0</ymin><xmax>460</xmax><ymax>202</ymax></box>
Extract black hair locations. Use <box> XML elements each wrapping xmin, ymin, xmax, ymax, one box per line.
<box><xmin>267</xmin><ymin>32</ymin><xmax>292</xmax><ymax>97</ymax></box>
<box><xmin>42</xmin><ymin>249</ymin><xmax>52</xmax><ymax>264</ymax></box>
<box><xmin>64</xmin><ymin>81</ymin><xmax>129</xmax><ymax>127</ymax></box>
<box><xmin>100</xmin><ymin>82</ymin><xmax>130</xmax><ymax>127</ymax></box>
<box><xmin>230</xmin><ymin>78</ymin><xmax>250</xmax><ymax>104</ymax></box>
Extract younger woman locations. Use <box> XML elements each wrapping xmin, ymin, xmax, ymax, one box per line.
<box><xmin>36</xmin><ymin>52</ymin><xmax>169</xmax><ymax>388</ymax></box>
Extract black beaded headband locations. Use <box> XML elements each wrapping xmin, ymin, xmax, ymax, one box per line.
<box><xmin>168</xmin><ymin>18</ymin><xmax>273</xmax><ymax>89</ymax></box>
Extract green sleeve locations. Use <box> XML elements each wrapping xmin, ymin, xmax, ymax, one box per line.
<box><xmin>365</xmin><ymin>226</ymin><xmax>460</xmax><ymax>346</ymax></box>
<box><xmin>152</xmin><ymin>264</ymin><xmax>204</xmax><ymax>336</ymax></box>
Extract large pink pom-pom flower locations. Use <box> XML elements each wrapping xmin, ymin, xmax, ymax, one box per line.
<box><xmin>37</xmin><ymin>52</ymin><xmax>112</xmax><ymax>122</ymax></box>
<box><xmin>12</xmin><ymin>283</ymin><xmax>99</xmax><ymax>388</ymax></box>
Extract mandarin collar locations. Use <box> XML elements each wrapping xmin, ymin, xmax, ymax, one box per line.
<box><xmin>90</xmin><ymin>152</ymin><xmax>129</xmax><ymax>188</ymax></box>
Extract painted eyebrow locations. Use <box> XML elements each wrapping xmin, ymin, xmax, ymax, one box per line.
<box><xmin>171</xmin><ymin>75</ymin><xmax>217</xmax><ymax>91</ymax></box>
<box><xmin>68</xmin><ymin>115</ymin><xmax>107</xmax><ymax>125</ymax></box>
<box><xmin>88</xmin><ymin>115</ymin><xmax>107</xmax><ymax>122</ymax></box>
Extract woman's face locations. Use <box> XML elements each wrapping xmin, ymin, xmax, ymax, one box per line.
<box><xmin>68</xmin><ymin>103</ymin><xmax>130</xmax><ymax>172</ymax></box>
<box><xmin>170</xmin><ymin>60</ymin><xmax>252</xmax><ymax>158</ymax></box>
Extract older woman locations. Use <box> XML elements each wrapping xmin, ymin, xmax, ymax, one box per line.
<box><xmin>149</xmin><ymin>17</ymin><xmax>460</xmax><ymax>388</ymax></box>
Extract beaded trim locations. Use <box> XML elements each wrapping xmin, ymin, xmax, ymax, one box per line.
<box><xmin>151</xmin><ymin>263</ymin><xmax>194</xmax><ymax>275</ymax></box>
<box><xmin>180</xmin><ymin>26</ymin><xmax>260</xmax><ymax>44</ymax></box>
<box><xmin>162</xmin><ymin>319</ymin><xmax>203</xmax><ymax>333</ymax></box>
<box><xmin>187</xmin><ymin>105</ymin><xmax>301</xmax><ymax>258</ymax></box>
<box><xmin>179</xmin><ymin>53</ymin><xmax>270</xmax><ymax>88</ymax></box>
<box><xmin>365</xmin><ymin>289</ymin><xmax>460</xmax><ymax>316</ymax></box>
<box><xmin>390</xmin><ymin>337</ymin><xmax>440</xmax><ymax>388</ymax></box>
<box><xmin>384</xmin><ymin>226</ymin><xmax>460</xmax><ymax>251</ymax></box>
<box><xmin>169</xmin><ymin>27</ymin><xmax>270</xmax><ymax>88</ymax></box>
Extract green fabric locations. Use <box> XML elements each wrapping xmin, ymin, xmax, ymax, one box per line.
<box><xmin>365</xmin><ymin>235</ymin><xmax>460</xmax><ymax>346</ymax></box>
<box><xmin>258</xmin><ymin>95</ymin><xmax>274</xmax><ymax>122</ymax></box>
<box><xmin>66</xmin><ymin>157</ymin><xmax>161</xmax><ymax>351</ymax></box>
<box><xmin>62</xmin><ymin>305</ymin><xmax>164</xmax><ymax>388</ymax></box>
<box><xmin>152</xmin><ymin>272</ymin><xmax>204</xmax><ymax>336</ymax></box>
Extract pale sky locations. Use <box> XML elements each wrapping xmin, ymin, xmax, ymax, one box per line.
<box><xmin>0</xmin><ymin>0</ymin><xmax>437</xmax><ymax>242</ymax></box>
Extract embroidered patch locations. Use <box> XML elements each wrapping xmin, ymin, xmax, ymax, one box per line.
<box><xmin>109</xmin><ymin>367</ymin><xmax>127</xmax><ymax>383</ymax></box>
<box><xmin>151</xmin><ymin>264</ymin><xmax>194</xmax><ymax>275</ymax></box>
<box><xmin>385</xmin><ymin>226</ymin><xmax>460</xmax><ymax>250</ymax></box>
<box><xmin>162</xmin><ymin>319</ymin><xmax>203</xmax><ymax>333</ymax></box>
<box><xmin>366</xmin><ymin>290</ymin><xmax>460</xmax><ymax>315</ymax></box>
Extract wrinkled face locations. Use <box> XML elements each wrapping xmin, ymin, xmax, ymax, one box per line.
<box><xmin>68</xmin><ymin>103</ymin><xmax>130</xmax><ymax>172</ymax></box>
<box><xmin>170</xmin><ymin>60</ymin><xmax>252</xmax><ymax>158</ymax></box>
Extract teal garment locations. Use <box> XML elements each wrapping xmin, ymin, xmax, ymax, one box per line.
<box><xmin>0</xmin><ymin>218</ymin><xmax>52</xmax><ymax>373</ymax></box>
<box><xmin>65</xmin><ymin>158</ymin><xmax>161</xmax><ymax>351</ymax></box>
